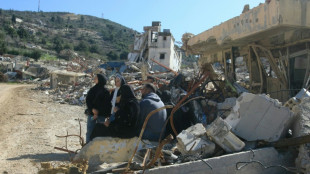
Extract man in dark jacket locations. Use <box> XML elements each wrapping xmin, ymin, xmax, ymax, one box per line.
<box><xmin>138</xmin><ymin>83</ymin><xmax>167</xmax><ymax>141</ymax></box>
<box><xmin>85</xmin><ymin>74</ymin><xmax>111</xmax><ymax>143</ymax></box>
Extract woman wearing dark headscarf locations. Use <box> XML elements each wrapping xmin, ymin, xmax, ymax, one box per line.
<box><xmin>85</xmin><ymin>74</ymin><xmax>111</xmax><ymax>143</ymax></box>
<box><xmin>90</xmin><ymin>84</ymin><xmax>140</xmax><ymax>139</ymax></box>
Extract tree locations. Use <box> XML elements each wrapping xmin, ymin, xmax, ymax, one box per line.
<box><xmin>11</xmin><ymin>14</ymin><xmax>16</xmax><ymax>24</ymax></box>
<box><xmin>17</xmin><ymin>26</ymin><xmax>29</xmax><ymax>39</ymax></box>
<box><xmin>120</xmin><ymin>51</ymin><xmax>128</xmax><ymax>60</ymax></box>
<box><xmin>90</xmin><ymin>44</ymin><xmax>99</xmax><ymax>53</ymax></box>
<box><xmin>26</xmin><ymin>50</ymin><xmax>42</xmax><ymax>61</ymax></box>
<box><xmin>53</xmin><ymin>36</ymin><xmax>64</xmax><ymax>53</ymax></box>
<box><xmin>56</xmin><ymin>16</ymin><xmax>63</xmax><ymax>24</ymax></box>
<box><xmin>5</xmin><ymin>26</ymin><xmax>17</xmax><ymax>37</ymax></box>
<box><xmin>41</xmin><ymin>38</ymin><xmax>47</xmax><ymax>45</ymax></box>
<box><xmin>74</xmin><ymin>41</ymin><xmax>89</xmax><ymax>52</ymax></box>
<box><xmin>107</xmin><ymin>51</ymin><xmax>118</xmax><ymax>60</ymax></box>
<box><xmin>50</xmin><ymin>16</ymin><xmax>55</xmax><ymax>22</ymax></box>
<box><xmin>0</xmin><ymin>42</ymin><xmax>7</xmax><ymax>55</ymax></box>
<box><xmin>66</xmin><ymin>16</ymin><xmax>70</xmax><ymax>30</ymax></box>
<box><xmin>63</xmin><ymin>43</ymin><xmax>73</xmax><ymax>50</ymax></box>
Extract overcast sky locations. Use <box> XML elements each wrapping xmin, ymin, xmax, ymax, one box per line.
<box><xmin>0</xmin><ymin>0</ymin><xmax>264</xmax><ymax>42</ymax></box>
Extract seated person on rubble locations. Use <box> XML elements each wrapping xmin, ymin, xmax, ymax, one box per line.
<box><xmin>109</xmin><ymin>74</ymin><xmax>126</xmax><ymax>123</ymax></box>
<box><xmin>85</xmin><ymin>74</ymin><xmax>111</xmax><ymax>143</ymax></box>
<box><xmin>159</xmin><ymin>90</ymin><xmax>200</xmax><ymax>138</ymax></box>
<box><xmin>90</xmin><ymin>84</ymin><xmax>140</xmax><ymax>139</ymax></box>
<box><xmin>137</xmin><ymin>83</ymin><xmax>167</xmax><ymax>141</ymax></box>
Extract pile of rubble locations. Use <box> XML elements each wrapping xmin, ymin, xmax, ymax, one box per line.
<box><xmin>64</xmin><ymin>62</ymin><xmax>309</xmax><ymax>173</ymax></box>
<box><xmin>68</xmin><ymin>87</ymin><xmax>310</xmax><ymax>173</ymax></box>
<box><xmin>5</xmin><ymin>53</ymin><xmax>306</xmax><ymax>173</ymax></box>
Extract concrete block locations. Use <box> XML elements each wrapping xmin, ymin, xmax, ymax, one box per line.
<box><xmin>184</xmin><ymin>123</ymin><xmax>207</xmax><ymax>137</ymax></box>
<box><xmin>74</xmin><ymin>137</ymin><xmax>148</xmax><ymax>167</ymax></box>
<box><xmin>141</xmin><ymin>147</ymin><xmax>295</xmax><ymax>174</ymax></box>
<box><xmin>177</xmin><ymin>124</ymin><xmax>215</xmax><ymax>156</ymax></box>
<box><xmin>225</xmin><ymin>93</ymin><xmax>294</xmax><ymax>142</ymax></box>
<box><xmin>205</xmin><ymin>117</ymin><xmax>245</xmax><ymax>153</ymax></box>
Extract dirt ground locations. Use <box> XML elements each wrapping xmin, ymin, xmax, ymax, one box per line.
<box><xmin>0</xmin><ymin>83</ymin><xmax>86</xmax><ymax>174</ymax></box>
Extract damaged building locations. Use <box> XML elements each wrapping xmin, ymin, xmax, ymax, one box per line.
<box><xmin>128</xmin><ymin>21</ymin><xmax>182</xmax><ymax>72</ymax></box>
<box><xmin>182</xmin><ymin>0</ymin><xmax>310</xmax><ymax>102</ymax></box>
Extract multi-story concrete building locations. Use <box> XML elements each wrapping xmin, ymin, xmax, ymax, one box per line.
<box><xmin>128</xmin><ymin>21</ymin><xmax>182</xmax><ymax>72</ymax></box>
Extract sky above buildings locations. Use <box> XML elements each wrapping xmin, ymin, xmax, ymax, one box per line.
<box><xmin>0</xmin><ymin>0</ymin><xmax>264</xmax><ymax>42</ymax></box>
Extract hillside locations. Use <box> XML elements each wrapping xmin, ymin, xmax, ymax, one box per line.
<box><xmin>0</xmin><ymin>9</ymin><xmax>136</xmax><ymax>61</ymax></box>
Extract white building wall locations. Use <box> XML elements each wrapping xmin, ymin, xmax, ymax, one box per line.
<box><xmin>169</xmin><ymin>38</ymin><xmax>182</xmax><ymax>72</ymax></box>
<box><xmin>148</xmin><ymin>35</ymin><xmax>174</xmax><ymax>71</ymax></box>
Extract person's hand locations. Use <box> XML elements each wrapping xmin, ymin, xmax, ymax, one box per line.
<box><xmin>104</xmin><ymin>118</ymin><xmax>110</xmax><ymax>127</ymax></box>
<box><xmin>113</xmin><ymin>106</ymin><xmax>119</xmax><ymax>113</ymax></box>
<box><xmin>92</xmin><ymin>114</ymin><xmax>98</xmax><ymax>120</ymax></box>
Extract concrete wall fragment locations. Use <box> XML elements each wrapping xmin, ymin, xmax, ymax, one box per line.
<box><xmin>141</xmin><ymin>147</ymin><xmax>295</xmax><ymax>174</ymax></box>
<box><xmin>74</xmin><ymin>137</ymin><xmax>147</xmax><ymax>167</ymax></box>
<box><xmin>225</xmin><ymin>93</ymin><xmax>294</xmax><ymax>142</ymax></box>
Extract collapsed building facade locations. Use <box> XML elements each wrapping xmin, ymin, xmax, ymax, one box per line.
<box><xmin>128</xmin><ymin>21</ymin><xmax>182</xmax><ymax>72</ymax></box>
<box><xmin>183</xmin><ymin>0</ymin><xmax>310</xmax><ymax>102</ymax></box>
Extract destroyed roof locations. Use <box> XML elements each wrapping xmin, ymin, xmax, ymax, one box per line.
<box><xmin>185</xmin><ymin>0</ymin><xmax>310</xmax><ymax>61</ymax></box>
<box><xmin>99</xmin><ymin>61</ymin><xmax>126</xmax><ymax>69</ymax></box>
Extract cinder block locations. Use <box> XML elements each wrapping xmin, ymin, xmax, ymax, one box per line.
<box><xmin>205</xmin><ymin>117</ymin><xmax>245</xmax><ymax>153</ymax></box>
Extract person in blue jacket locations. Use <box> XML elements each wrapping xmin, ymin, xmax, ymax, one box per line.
<box><xmin>137</xmin><ymin>83</ymin><xmax>167</xmax><ymax>141</ymax></box>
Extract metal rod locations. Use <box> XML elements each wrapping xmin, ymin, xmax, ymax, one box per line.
<box><xmin>150</xmin><ymin>58</ymin><xmax>178</xmax><ymax>76</ymax></box>
<box><xmin>169</xmin><ymin>72</ymin><xmax>209</xmax><ymax>136</ymax></box>
<box><xmin>125</xmin><ymin>105</ymin><xmax>174</xmax><ymax>172</ymax></box>
<box><xmin>54</xmin><ymin>147</ymin><xmax>77</xmax><ymax>154</ymax></box>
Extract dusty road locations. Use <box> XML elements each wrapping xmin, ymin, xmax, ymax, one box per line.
<box><xmin>0</xmin><ymin>83</ymin><xmax>86</xmax><ymax>174</ymax></box>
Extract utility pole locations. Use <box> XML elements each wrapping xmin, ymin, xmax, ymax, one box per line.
<box><xmin>38</xmin><ymin>0</ymin><xmax>40</xmax><ymax>12</ymax></box>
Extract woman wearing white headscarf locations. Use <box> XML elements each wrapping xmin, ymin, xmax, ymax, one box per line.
<box><xmin>106</xmin><ymin>74</ymin><xmax>126</xmax><ymax>125</ymax></box>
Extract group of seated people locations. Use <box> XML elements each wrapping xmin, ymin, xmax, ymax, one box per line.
<box><xmin>85</xmin><ymin>73</ymin><xmax>167</xmax><ymax>143</ymax></box>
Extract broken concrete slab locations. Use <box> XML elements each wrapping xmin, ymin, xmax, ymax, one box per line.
<box><xmin>217</xmin><ymin>97</ymin><xmax>237</xmax><ymax>118</ymax></box>
<box><xmin>140</xmin><ymin>147</ymin><xmax>295</xmax><ymax>174</ymax></box>
<box><xmin>292</xmin><ymin>97</ymin><xmax>310</xmax><ymax>174</ymax></box>
<box><xmin>205</xmin><ymin>117</ymin><xmax>245</xmax><ymax>153</ymax></box>
<box><xmin>74</xmin><ymin>137</ymin><xmax>148</xmax><ymax>168</ymax></box>
<box><xmin>176</xmin><ymin>124</ymin><xmax>215</xmax><ymax>156</ymax></box>
<box><xmin>225</xmin><ymin>92</ymin><xmax>294</xmax><ymax>142</ymax></box>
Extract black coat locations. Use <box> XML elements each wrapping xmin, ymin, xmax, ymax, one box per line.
<box><xmin>90</xmin><ymin>85</ymin><xmax>140</xmax><ymax>139</ymax></box>
<box><xmin>86</xmin><ymin>74</ymin><xmax>111</xmax><ymax>117</ymax></box>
